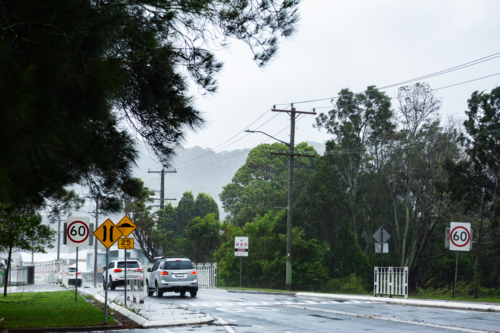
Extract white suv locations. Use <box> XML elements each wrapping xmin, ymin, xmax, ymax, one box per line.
<box><xmin>146</xmin><ymin>257</ymin><xmax>198</xmax><ymax>298</ymax></box>
<box><xmin>103</xmin><ymin>260</ymin><xmax>144</xmax><ymax>290</ymax></box>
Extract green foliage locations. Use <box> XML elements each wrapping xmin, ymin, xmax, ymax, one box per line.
<box><xmin>0</xmin><ymin>203</ymin><xmax>55</xmax><ymax>296</ymax></box>
<box><xmin>0</xmin><ymin>0</ymin><xmax>300</xmax><ymax>205</ymax></box>
<box><xmin>194</xmin><ymin>193</ymin><xmax>220</xmax><ymax>221</ymax></box>
<box><xmin>176</xmin><ymin>213</ymin><xmax>221</xmax><ymax>263</ymax></box>
<box><xmin>216</xmin><ymin>211</ymin><xmax>330</xmax><ymax>291</ymax></box>
<box><xmin>176</xmin><ymin>191</ymin><xmax>196</xmax><ymax>234</ymax></box>
<box><xmin>326</xmin><ymin>274</ymin><xmax>367</xmax><ymax>294</ymax></box>
<box><xmin>220</xmin><ymin>142</ymin><xmax>317</xmax><ymax>227</ymax></box>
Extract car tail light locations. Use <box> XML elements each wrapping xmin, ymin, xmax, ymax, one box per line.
<box><xmin>191</xmin><ymin>271</ymin><xmax>197</xmax><ymax>275</ymax></box>
<box><xmin>160</xmin><ymin>271</ymin><xmax>168</xmax><ymax>275</ymax></box>
<box><xmin>114</xmin><ymin>269</ymin><xmax>122</xmax><ymax>272</ymax></box>
<box><xmin>176</xmin><ymin>260</ymin><xmax>181</xmax><ymax>261</ymax></box>
<box><xmin>137</xmin><ymin>268</ymin><xmax>143</xmax><ymax>272</ymax></box>
<box><xmin>77</xmin><ymin>272</ymin><xmax>81</xmax><ymax>275</ymax></box>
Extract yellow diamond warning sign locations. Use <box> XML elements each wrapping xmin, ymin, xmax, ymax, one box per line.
<box><xmin>116</xmin><ymin>215</ymin><xmax>136</xmax><ymax>238</ymax></box>
<box><xmin>93</xmin><ymin>219</ymin><xmax>123</xmax><ymax>249</ymax></box>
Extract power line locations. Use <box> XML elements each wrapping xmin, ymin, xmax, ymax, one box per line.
<box><xmin>278</xmin><ymin>51</ymin><xmax>500</xmax><ymax>105</ymax></box>
<box><xmin>306</xmin><ymin>72</ymin><xmax>500</xmax><ymax>111</ymax></box>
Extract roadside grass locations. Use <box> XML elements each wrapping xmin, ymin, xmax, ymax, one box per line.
<box><xmin>410</xmin><ymin>293</ymin><xmax>500</xmax><ymax>303</ymax></box>
<box><xmin>219</xmin><ymin>287</ymin><xmax>500</xmax><ymax>303</ymax></box>
<box><xmin>0</xmin><ymin>290</ymin><xmax>115</xmax><ymax>329</ymax></box>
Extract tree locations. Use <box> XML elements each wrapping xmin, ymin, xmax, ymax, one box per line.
<box><xmin>444</xmin><ymin>86</ymin><xmax>500</xmax><ymax>297</ymax></box>
<box><xmin>176</xmin><ymin>191</ymin><xmax>196</xmax><ymax>234</ymax></box>
<box><xmin>220</xmin><ymin>142</ymin><xmax>316</xmax><ymax>226</ymax></box>
<box><xmin>216</xmin><ymin>211</ymin><xmax>330</xmax><ymax>290</ymax></box>
<box><xmin>0</xmin><ymin>204</ymin><xmax>55</xmax><ymax>296</ymax></box>
<box><xmin>176</xmin><ymin>213</ymin><xmax>221</xmax><ymax>263</ymax></box>
<box><xmin>315</xmin><ymin>86</ymin><xmax>394</xmax><ymax>248</ymax></box>
<box><xmin>0</xmin><ymin>0</ymin><xmax>300</xmax><ymax>205</ymax></box>
<box><xmin>194</xmin><ymin>192</ymin><xmax>220</xmax><ymax>221</ymax></box>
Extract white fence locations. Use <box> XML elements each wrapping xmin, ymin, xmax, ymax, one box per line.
<box><xmin>8</xmin><ymin>266</ymin><xmax>29</xmax><ymax>285</ymax></box>
<box><xmin>374</xmin><ymin>266</ymin><xmax>408</xmax><ymax>298</ymax></box>
<box><xmin>195</xmin><ymin>262</ymin><xmax>217</xmax><ymax>289</ymax></box>
<box><xmin>34</xmin><ymin>260</ymin><xmax>65</xmax><ymax>284</ymax></box>
<box><xmin>142</xmin><ymin>261</ymin><xmax>217</xmax><ymax>289</ymax></box>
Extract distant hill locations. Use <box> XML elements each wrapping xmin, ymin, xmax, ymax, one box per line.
<box><xmin>133</xmin><ymin>141</ymin><xmax>326</xmax><ymax>219</ymax></box>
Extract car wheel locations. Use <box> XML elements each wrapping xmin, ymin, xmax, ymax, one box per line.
<box><xmin>110</xmin><ymin>276</ymin><xmax>116</xmax><ymax>290</ymax></box>
<box><xmin>190</xmin><ymin>290</ymin><xmax>197</xmax><ymax>298</ymax></box>
<box><xmin>77</xmin><ymin>280</ymin><xmax>82</xmax><ymax>287</ymax></box>
<box><xmin>180</xmin><ymin>291</ymin><xmax>186</xmax><ymax>297</ymax></box>
<box><xmin>156</xmin><ymin>282</ymin><xmax>163</xmax><ymax>298</ymax></box>
<box><xmin>147</xmin><ymin>280</ymin><xmax>154</xmax><ymax>297</ymax></box>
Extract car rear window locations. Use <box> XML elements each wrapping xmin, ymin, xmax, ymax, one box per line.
<box><xmin>68</xmin><ymin>268</ymin><xmax>77</xmax><ymax>272</ymax></box>
<box><xmin>117</xmin><ymin>261</ymin><xmax>140</xmax><ymax>268</ymax></box>
<box><xmin>164</xmin><ymin>261</ymin><xmax>194</xmax><ymax>270</ymax></box>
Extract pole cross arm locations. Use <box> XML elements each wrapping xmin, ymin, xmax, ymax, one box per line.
<box><xmin>245</xmin><ymin>130</ymin><xmax>290</xmax><ymax>146</ymax></box>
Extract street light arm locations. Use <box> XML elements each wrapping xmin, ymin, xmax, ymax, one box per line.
<box><xmin>245</xmin><ymin>130</ymin><xmax>290</xmax><ymax>147</ymax></box>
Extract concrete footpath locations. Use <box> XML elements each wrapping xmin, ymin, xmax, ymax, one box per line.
<box><xmin>297</xmin><ymin>292</ymin><xmax>500</xmax><ymax>312</ymax></box>
<box><xmin>79</xmin><ymin>289</ymin><xmax>214</xmax><ymax>328</ymax></box>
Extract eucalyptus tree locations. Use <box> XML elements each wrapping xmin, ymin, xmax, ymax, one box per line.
<box><xmin>315</xmin><ymin>86</ymin><xmax>394</xmax><ymax>243</ymax></box>
<box><xmin>393</xmin><ymin>82</ymin><xmax>442</xmax><ymax>267</ymax></box>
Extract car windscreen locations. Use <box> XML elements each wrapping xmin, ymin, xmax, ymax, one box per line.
<box><xmin>68</xmin><ymin>268</ymin><xmax>77</xmax><ymax>272</ymax></box>
<box><xmin>164</xmin><ymin>261</ymin><xmax>194</xmax><ymax>270</ymax></box>
<box><xmin>117</xmin><ymin>261</ymin><xmax>140</xmax><ymax>269</ymax></box>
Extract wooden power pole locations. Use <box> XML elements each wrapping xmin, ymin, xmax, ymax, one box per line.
<box><xmin>270</xmin><ymin>104</ymin><xmax>316</xmax><ymax>290</ymax></box>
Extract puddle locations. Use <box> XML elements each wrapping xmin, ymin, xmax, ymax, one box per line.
<box><xmin>310</xmin><ymin>314</ymin><xmax>343</xmax><ymax>320</ymax></box>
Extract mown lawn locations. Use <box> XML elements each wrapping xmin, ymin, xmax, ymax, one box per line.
<box><xmin>0</xmin><ymin>290</ymin><xmax>115</xmax><ymax>329</ymax></box>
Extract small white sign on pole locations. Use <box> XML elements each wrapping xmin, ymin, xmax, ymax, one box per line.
<box><xmin>234</xmin><ymin>236</ymin><xmax>249</xmax><ymax>257</ymax></box>
<box><xmin>449</xmin><ymin>222</ymin><xmax>471</xmax><ymax>251</ymax></box>
<box><xmin>66</xmin><ymin>217</ymin><xmax>90</xmax><ymax>247</ymax></box>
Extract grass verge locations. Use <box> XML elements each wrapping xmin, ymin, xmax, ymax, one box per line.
<box><xmin>410</xmin><ymin>294</ymin><xmax>500</xmax><ymax>303</ymax></box>
<box><xmin>0</xmin><ymin>290</ymin><xmax>115</xmax><ymax>329</ymax></box>
<box><xmin>219</xmin><ymin>287</ymin><xmax>500</xmax><ymax>303</ymax></box>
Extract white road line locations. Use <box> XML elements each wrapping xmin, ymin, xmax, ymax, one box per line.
<box><xmin>213</xmin><ymin>316</ymin><xmax>236</xmax><ymax>333</ymax></box>
<box><xmin>282</xmin><ymin>304</ymin><xmax>491</xmax><ymax>333</ymax></box>
<box><xmin>161</xmin><ymin>330</ymin><xmax>174</xmax><ymax>333</ymax></box>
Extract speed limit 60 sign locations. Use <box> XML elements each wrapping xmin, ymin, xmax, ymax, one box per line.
<box><xmin>65</xmin><ymin>217</ymin><xmax>90</xmax><ymax>247</ymax></box>
<box><xmin>450</xmin><ymin>222</ymin><xmax>471</xmax><ymax>251</ymax></box>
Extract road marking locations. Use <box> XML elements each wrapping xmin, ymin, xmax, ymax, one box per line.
<box><xmin>213</xmin><ymin>316</ymin><xmax>236</xmax><ymax>333</ymax></box>
<box><xmin>161</xmin><ymin>330</ymin><xmax>174</xmax><ymax>333</ymax></box>
<box><xmin>281</xmin><ymin>304</ymin><xmax>491</xmax><ymax>333</ymax></box>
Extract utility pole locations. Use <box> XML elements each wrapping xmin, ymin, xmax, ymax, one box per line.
<box><xmin>148</xmin><ymin>168</ymin><xmax>177</xmax><ymax>209</ymax></box>
<box><xmin>86</xmin><ymin>195</ymin><xmax>99</xmax><ymax>288</ymax></box>
<box><xmin>249</xmin><ymin>104</ymin><xmax>316</xmax><ymax>290</ymax></box>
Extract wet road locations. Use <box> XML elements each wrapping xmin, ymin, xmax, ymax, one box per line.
<box><xmin>85</xmin><ymin>287</ymin><xmax>500</xmax><ymax>333</ymax></box>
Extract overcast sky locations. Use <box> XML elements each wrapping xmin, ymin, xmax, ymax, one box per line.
<box><xmin>175</xmin><ymin>0</ymin><xmax>500</xmax><ymax>154</ymax></box>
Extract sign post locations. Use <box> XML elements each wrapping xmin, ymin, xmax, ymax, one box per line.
<box><xmin>449</xmin><ymin>222</ymin><xmax>471</xmax><ymax>298</ymax></box>
<box><xmin>234</xmin><ymin>237</ymin><xmax>248</xmax><ymax>288</ymax></box>
<box><xmin>116</xmin><ymin>216</ymin><xmax>136</xmax><ymax>307</ymax></box>
<box><xmin>93</xmin><ymin>219</ymin><xmax>122</xmax><ymax>323</ymax></box>
<box><xmin>65</xmin><ymin>217</ymin><xmax>91</xmax><ymax>302</ymax></box>
<box><xmin>373</xmin><ymin>226</ymin><xmax>391</xmax><ymax>267</ymax></box>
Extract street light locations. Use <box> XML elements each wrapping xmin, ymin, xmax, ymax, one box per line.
<box><xmin>244</xmin><ymin>130</ymin><xmax>290</xmax><ymax>147</ymax></box>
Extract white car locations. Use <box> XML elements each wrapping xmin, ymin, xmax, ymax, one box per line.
<box><xmin>67</xmin><ymin>264</ymin><xmax>82</xmax><ymax>287</ymax></box>
<box><xmin>103</xmin><ymin>260</ymin><xmax>144</xmax><ymax>290</ymax></box>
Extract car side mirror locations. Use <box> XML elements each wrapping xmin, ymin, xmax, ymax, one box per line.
<box><xmin>147</xmin><ymin>268</ymin><xmax>151</xmax><ymax>272</ymax></box>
